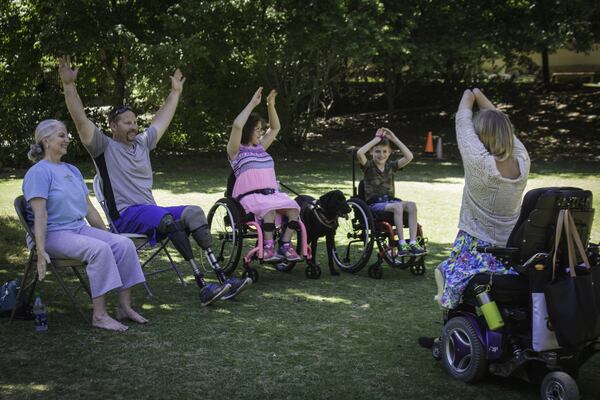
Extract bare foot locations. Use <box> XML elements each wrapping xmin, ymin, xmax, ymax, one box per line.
<box><xmin>92</xmin><ymin>313</ymin><xmax>128</xmax><ymax>332</ymax></box>
<box><xmin>116</xmin><ymin>307</ymin><xmax>149</xmax><ymax>324</ymax></box>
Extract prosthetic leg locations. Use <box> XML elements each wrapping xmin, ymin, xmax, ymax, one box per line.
<box><xmin>183</xmin><ymin>206</ymin><xmax>252</xmax><ymax>300</ymax></box>
<box><xmin>158</xmin><ymin>215</ymin><xmax>207</xmax><ymax>288</ymax></box>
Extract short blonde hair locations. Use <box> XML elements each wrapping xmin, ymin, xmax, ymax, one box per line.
<box><xmin>27</xmin><ymin>119</ymin><xmax>67</xmax><ymax>163</ymax></box>
<box><xmin>473</xmin><ymin>109</ymin><xmax>514</xmax><ymax>161</ymax></box>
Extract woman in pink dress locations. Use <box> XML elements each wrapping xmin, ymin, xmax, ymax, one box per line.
<box><xmin>227</xmin><ymin>87</ymin><xmax>301</xmax><ymax>262</ymax></box>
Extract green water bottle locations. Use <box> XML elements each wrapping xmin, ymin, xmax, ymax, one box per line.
<box><xmin>475</xmin><ymin>287</ymin><xmax>504</xmax><ymax>330</ymax></box>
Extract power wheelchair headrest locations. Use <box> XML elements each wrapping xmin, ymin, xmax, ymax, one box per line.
<box><xmin>507</xmin><ymin>187</ymin><xmax>594</xmax><ymax>262</ymax></box>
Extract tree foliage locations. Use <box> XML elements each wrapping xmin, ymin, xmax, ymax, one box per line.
<box><xmin>1</xmin><ymin>0</ymin><xmax>598</xmax><ymax>167</ymax></box>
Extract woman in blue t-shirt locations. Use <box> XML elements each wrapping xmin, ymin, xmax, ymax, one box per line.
<box><xmin>23</xmin><ymin>119</ymin><xmax>147</xmax><ymax>331</ymax></box>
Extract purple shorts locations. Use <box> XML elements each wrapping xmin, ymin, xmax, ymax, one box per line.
<box><xmin>113</xmin><ymin>204</ymin><xmax>187</xmax><ymax>245</ymax></box>
<box><xmin>368</xmin><ymin>197</ymin><xmax>403</xmax><ymax>213</ymax></box>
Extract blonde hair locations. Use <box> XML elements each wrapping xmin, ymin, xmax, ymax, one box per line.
<box><xmin>27</xmin><ymin>119</ymin><xmax>67</xmax><ymax>163</ymax></box>
<box><xmin>472</xmin><ymin>109</ymin><xmax>514</xmax><ymax>161</ymax></box>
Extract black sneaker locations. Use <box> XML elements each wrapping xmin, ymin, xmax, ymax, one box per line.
<box><xmin>221</xmin><ymin>277</ymin><xmax>253</xmax><ymax>300</ymax></box>
<box><xmin>200</xmin><ymin>283</ymin><xmax>231</xmax><ymax>306</ymax></box>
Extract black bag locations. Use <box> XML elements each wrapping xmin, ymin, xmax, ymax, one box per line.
<box><xmin>0</xmin><ymin>278</ymin><xmax>21</xmax><ymax>317</ymax></box>
<box><xmin>544</xmin><ymin>210</ymin><xmax>600</xmax><ymax>347</ymax></box>
<box><xmin>0</xmin><ymin>278</ymin><xmax>32</xmax><ymax>319</ymax></box>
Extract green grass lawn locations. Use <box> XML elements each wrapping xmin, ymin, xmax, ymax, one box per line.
<box><xmin>0</xmin><ymin>157</ymin><xmax>599</xmax><ymax>400</ymax></box>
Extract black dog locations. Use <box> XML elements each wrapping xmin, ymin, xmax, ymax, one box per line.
<box><xmin>295</xmin><ymin>190</ymin><xmax>351</xmax><ymax>275</ymax></box>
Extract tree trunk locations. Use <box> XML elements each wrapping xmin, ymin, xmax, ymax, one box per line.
<box><xmin>541</xmin><ymin>47</ymin><xmax>550</xmax><ymax>85</ymax></box>
<box><xmin>383</xmin><ymin>67</ymin><xmax>398</xmax><ymax>113</ymax></box>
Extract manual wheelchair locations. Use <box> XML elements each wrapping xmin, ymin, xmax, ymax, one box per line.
<box><xmin>431</xmin><ymin>187</ymin><xmax>599</xmax><ymax>400</ymax></box>
<box><xmin>207</xmin><ymin>173</ymin><xmax>319</xmax><ymax>282</ymax></box>
<box><xmin>328</xmin><ymin>150</ymin><xmax>427</xmax><ymax>279</ymax></box>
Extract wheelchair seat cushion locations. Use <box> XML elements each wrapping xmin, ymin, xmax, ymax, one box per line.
<box><xmin>464</xmin><ymin>273</ymin><xmax>529</xmax><ymax>306</ymax></box>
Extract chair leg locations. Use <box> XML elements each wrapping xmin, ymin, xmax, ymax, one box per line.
<box><xmin>71</xmin><ymin>265</ymin><xmax>92</xmax><ymax>298</ymax></box>
<box><xmin>143</xmin><ymin>282</ymin><xmax>153</xmax><ymax>297</ymax></box>
<box><xmin>49</xmin><ymin>263</ymin><xmax>90</xmax><ymax>323</ymax></box>
<box><xmin>9</xmin><ymin>253</ymin><xmax>35</xmax><ymax>323</ymax></box>
<box><xmin>163</xmin><ymin>247</ymin><xmax>186</xmax><ymax>287</ymax></box>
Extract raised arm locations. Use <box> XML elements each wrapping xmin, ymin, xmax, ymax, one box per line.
<box><xmin>85</xmin><ymin>196</ymin><xmax>107</xmax><ymax>230</ymax></box>
<box><xmin>259</xmin><ymin>90</ymin><xmax>281</xmax><ymax>150</ymax></box>
<box><xmin>457</xmin><ymin>89</ymin><xmax>475</xmax><ymax>112</ymax></box>
<box><xmin>150</xmin><ymin>69</ymin><xmax>186</xmax><ymax>143</ymax></box>
<box><xmin>227</xmin><ymin>87</ymin><xmax>262</xmax><ymax>160</ymax></box>
<box><xmin>472</xmin><ymin>88</ymin><xmax>495</xmax><ymax>110</ymax></box>
<box><xmin>59</xmin><ymin>56</ymin><xmax>96</xmax><ymax>147</ymax></box>
<box><xmin>382</xmin><ymin>128</ymin><xmax>414</xmax><ymax>168</ymax></box>
<box><xmin>455</xmin><ymin>89</ymin><xmax>488</xmax><ymax>168</ymax></box>
<box><xmin>356</xmin><ymin>128</ymin><xmax>385</xmax><ymax>166</ymax></box>
<box><xmin>29</xmin><ymin>198</ymin><xmax>51</xmax><ymax>281</ymax></box>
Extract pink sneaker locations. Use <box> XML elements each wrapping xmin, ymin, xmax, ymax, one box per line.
<box><xmin>278</xmin><ymin>243</ymin><xmax>302</xmax><ymax>261</ymax></box>
<box><xmin>263</xmin><ymin>245</ymin><xmax>282</xmax><ymax>262</ymax></box>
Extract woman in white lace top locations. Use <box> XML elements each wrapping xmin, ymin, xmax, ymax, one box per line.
<box><xmin>434</xmin><ymin>88</ymin><xmax>530</xmax><ymax>309</ymax></box>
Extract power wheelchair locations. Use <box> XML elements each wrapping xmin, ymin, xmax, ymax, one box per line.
<box><xmin>431</xmin><ymin>187</ymin><xmax>599</xmax><ymax>400</ymax></box>
<box><xmin>328</xmin><ymin>150</ymin><xmax>428</xmax><ymax>279</ymax></box>
<box><xmin>206</xmin><ymin>173</ymin><xmax>319</xmax><ymax>282</ymax></box>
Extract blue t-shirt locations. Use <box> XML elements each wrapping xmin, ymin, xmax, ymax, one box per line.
<box><xmin>22</xmin><ymin>160</ymin><xmax>89</xmax><ymax>232</ymax></box>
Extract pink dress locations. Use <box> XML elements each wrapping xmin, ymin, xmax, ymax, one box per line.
<box><xmin>230</xmin><ymin>144</ymin><xmax>299</xmax><ymax>219</ymax></box>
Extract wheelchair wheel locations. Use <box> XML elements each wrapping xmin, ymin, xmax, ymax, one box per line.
<box><xmin>441</xmin><ymin>316</ymin><xmax>487</xmax><ymax>383</ymax></box>
<box><xmin>332</xmin><ymin>198</ymin><xmax>374</xmax><ymax>273</ymax></box>
<box><xmin>305</xmin><ymin>264</ymin><xmax>321</xmax><ymax>279</ymax></box>
<box><xmin>410</xmin><ymin>260</ymin><xmax>426</xmax><ymax>275</ymax></box>
<box><xmin>540</xmin><ymin>371</ymin><xmax>579</xmax><ymax>400</ymax></box>
<box><xmin>207</xmin><ymin>198</ymin><xmax>243</xmax><ymax>274</ymax></box>
<box><xmin>242</xmin><ymin>265</ymin><xmax>259</xmax><ymax>283</ymax></box>
<box><xmin>368</xmin><ymin>264</ymin><xmax>383</xmax><ymax>279</ymax></box>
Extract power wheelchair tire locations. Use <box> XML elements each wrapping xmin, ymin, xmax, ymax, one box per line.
<box><xmin>540</xmin><ymin>372</ymin><xmax>579</xmax><ymax>400</ymax></box>
<box><xmin>332</xmin><ymin>198</ymin><xmax>375</xmax><ymax>273</ymax></box>
<box><xmin>441</xmin><ymin>316</ymin><xmax>487</xmax><ymax>383</ymax></box>
<box><xmin>207</xmin><ymin>198</ymin><xmax>244</xmax><ymax>274</ymax></box>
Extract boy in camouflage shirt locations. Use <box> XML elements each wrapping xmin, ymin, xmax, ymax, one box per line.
<box><xmin>357</xmin><ymin>128</ymin><xmax>426</xmax><ymax>256</ymax></box>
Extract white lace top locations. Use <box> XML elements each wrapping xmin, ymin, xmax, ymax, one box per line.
<box><xmin>456</xmin><ymin>109</ymin><xmax>530</xmax><ymax>246</ymax></box>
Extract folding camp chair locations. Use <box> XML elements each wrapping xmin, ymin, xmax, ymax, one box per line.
<box><xmin>10</xmin><ymin>195</ymin><xmax>91</xmax><ymax>323</ymax></box>
<box><xmin>92</xmin><ymin>176</ymin><xmax>185</xmax><ymax>296</ymax></box>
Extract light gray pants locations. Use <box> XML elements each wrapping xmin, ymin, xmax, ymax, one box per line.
<box><xmin>44</xmin><ymin>226</ymin><xmax>145</xmax><ymax>298</ymax></box>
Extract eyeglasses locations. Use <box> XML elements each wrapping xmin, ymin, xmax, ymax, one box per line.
<box><xmin>108</xmin><ymin>105</ymin><xmax>133</xmax><ymax>122</ymax></box>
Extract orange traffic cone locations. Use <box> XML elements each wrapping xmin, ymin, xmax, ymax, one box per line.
<box><xmin>424</xmin><ymin>131</ymin><xmax>434</xmax><ymax>156</ymax></box>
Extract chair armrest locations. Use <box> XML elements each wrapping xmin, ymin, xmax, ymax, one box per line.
<box><xmin>121</xmin><ymin>233</ymin><xmax>148</xmax><ymax>240</ymax></box>
<box><xmin>476</xmin><ymin>246</ymin><xmax>519</xmax><ymax>256</ymax></box>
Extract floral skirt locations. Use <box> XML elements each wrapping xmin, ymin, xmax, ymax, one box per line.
<box><xmin>438</xmin><ymin>230</ymin><xmax>516</xmax><ymax>309</ymax></box>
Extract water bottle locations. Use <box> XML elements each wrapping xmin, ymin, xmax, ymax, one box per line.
<box><xmin>33</xmin><ymin>296</ymin><xmax>48</xmax><ymax>332</ymax></box>
<box><xmin>475</xmin><ymin>286</ymin><xmax>504</xmax><ymax>330</ymax></box>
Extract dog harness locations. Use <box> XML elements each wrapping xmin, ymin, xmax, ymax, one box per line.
<box><xmin>306</xmin><ymin>201</ymin><xmax>338</xmax><ymax>229</ymax></box>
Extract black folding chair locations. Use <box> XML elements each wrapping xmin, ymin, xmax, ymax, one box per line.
<box><xmin>11</xmin><ymin>195</ymin><xmax>91</xmax><ymax>323</ymax></box>
<box><xmin>92</xmin><ymin>176</ymin><xmax>185</xmax><ymax>296</ymax></box>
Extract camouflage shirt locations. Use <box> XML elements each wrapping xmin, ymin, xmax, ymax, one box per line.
<box><xmin>361</xmin><ymin>159</ymin><xmax>400</xmax><ymax>202</ymax></box>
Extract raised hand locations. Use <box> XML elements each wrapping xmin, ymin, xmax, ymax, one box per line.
<box><xmin>58</xmin><ymin>55</ymin><xmax>78</xmax><ymax>85</ymax></box>
<box><xmin>375</xmin><ymin>128</ymin><xmax>385</xmax><ymax>140</ymax></box>
<box><xmin>266</xmin><ymin>89</ymin><xmax>277</xmax><ymax>107</ymax></box>
<box><xmin>170</xmin><ymin>68</ymin><xmax>186</xmax><ymax>93</ymax></box>
<box><xmin>250</xmin><ymin>87</ymin><xmax>263</xmax><ymax>108</ymax></box>
<box><xmin>381</xmin><ymin>127</ymin><xmax>397</xmax><ymax>140</ymax></box>
<box><xmin>37</xmin><ymin>251</ymin><xmax>50</xmax><ymax>281</ymax></box>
